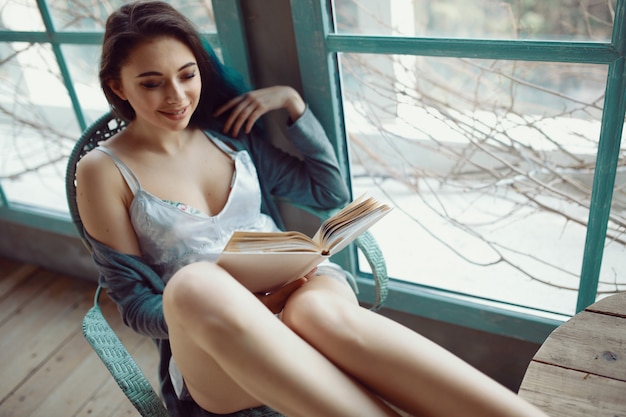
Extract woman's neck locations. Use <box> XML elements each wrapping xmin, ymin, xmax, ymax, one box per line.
<box><xmin>124</xmin><ymin>120</ymin><xmax>195</xmax><ymax>155</ymax></box>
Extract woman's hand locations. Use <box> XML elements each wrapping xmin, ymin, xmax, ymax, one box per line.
<box><xmin>256</xmin><ymin>277</ymin><xmax>308</xmax><ymax>314</ymax></box>
<box><xmin>214</xmin><ymin>86</ymin><xmax>306</xmax><ymax>137</ymax></box>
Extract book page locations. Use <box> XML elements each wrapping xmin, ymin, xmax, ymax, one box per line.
<box><xmin>217</xmin><ymin>194</ymin><xmax>391</xmax><ymax>293</ymax></box>
<box><xmin>312</xmin><ymin>194</ymin><xmax>391</xmax><ymax>254</ymax></box>
<box><xmin>217</xmin><ymin>251</ymin><xmax>326</xmax><ymax>293</ymax></box>
<box><xmin>324</xmin><ymin>206</ymin><xmax>390</xmax><ymax>254</ymax></box>
<box><xmin>223</xmin><ymin>231</ymin><xmax>320</xmax><ymax>253</ymax></box>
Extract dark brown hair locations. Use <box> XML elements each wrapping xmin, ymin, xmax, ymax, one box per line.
<box><xmin>100</xmin><ymin>1</ymin><xmax>247</xmax><ymax>129</ymax></box>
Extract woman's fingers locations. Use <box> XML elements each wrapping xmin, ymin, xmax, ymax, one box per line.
<box><xmin>214</xmin><ymin>93</ymin><xmax>255</xmax><ymax>133</ymax></box>
<box><xmin>257</xmin><ymin>277</ymin><xmax>308</xmax><ymax>314</ymax></box>
<box><xmin>214</xmin><ymin>87</ymin><xmax>303</xmax><ymax>136</ymax></box>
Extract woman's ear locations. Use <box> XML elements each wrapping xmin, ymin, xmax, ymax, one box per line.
<box><xmin>108</xmin><ymin>79</ymin><xmax>127</xmax><ymax>101</ymax></box>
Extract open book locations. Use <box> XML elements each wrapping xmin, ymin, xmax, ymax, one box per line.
<box><xmin>216</xmin><ymin>194</ymin><xmax>391</xmax><ymax>293</ymax></box>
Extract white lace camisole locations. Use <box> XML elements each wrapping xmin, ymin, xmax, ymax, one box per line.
<box><xmin>95</xmin><ymin>133</ymin><xmax>281</xmax><ymax>283</ymax></box>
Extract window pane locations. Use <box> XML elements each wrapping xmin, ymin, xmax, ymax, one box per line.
<box><xmin>171</xmin><ymin>0</ymin><xmax>217</xmax><ymax>31</ymax></box>
<box><xmin>0</xmin><ymin>42</ymin><xmax>79</xmax><ymax>212</ymax></box>
<box><xmin>0</xmin><ymin>0</ymin><xmax>44</xmax><ymax>31</ymax></box>
<box><xmin>334</xmin><ymin>0</ymin><xmax>616</xmax><ymax>42</ymax></box>
<box><xmin>62</xmin><ymin>44</ymin><xmax>109</xmax><ymax>121</ymax></box>
<box><xmin>0</xmin><ymin>1</ymin><xmax>221</xmax><ymax>214</ymax></box>
<box><xmin>47</xmin><ymin>0</ymin><xmax>216</xmax><ymax>32</ymax></box>
<box><xmin>46</xmin><ymin>0</ymin><xmax>121</xmax><ymax>31</ymax></box>
<box><xmin>341</xmin><ymin>52</ymin><xmax>626</xmax><ymax>315</ymax></box>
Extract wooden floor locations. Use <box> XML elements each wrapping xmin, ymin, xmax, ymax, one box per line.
<box><xmin>0</xmin><ymin>256</ymin><xmax>160</xmax><ymax>417</ymax></box>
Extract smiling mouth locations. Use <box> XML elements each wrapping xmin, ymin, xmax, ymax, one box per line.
<box><xmin>162</xmin><ymin>107</ymin><xmax>186</xmax><ymax>115</ymax></box>
<box><xmin>160</xmin><ymin>106</ymin><xmax>189</xmax><ymax>118</ymax></box>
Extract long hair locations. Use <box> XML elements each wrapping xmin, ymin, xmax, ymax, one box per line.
<box><xmin>99</xmin><ymin>0</ymin><xmax>248</xmax><ymax>131</ymax></box>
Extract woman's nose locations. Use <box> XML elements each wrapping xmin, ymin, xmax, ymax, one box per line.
<box><xmin>167</xmin><ymin>81</ymin><xmax>185</xmax><ymax>103</ymax></box>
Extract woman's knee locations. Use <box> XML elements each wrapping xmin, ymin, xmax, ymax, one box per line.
<box><xmin>282</xmin><ymin>283</ymin><xmax>361</xmax><ymax>341</ymax></box>
<box><xmin>164</xmin><ymin>262</ymin><xmax>216</xmax><ymax>310</ymax></box>
<box><xmin>163</xmin><ymin>262</ymin><xmax>248</xmax><ymax>334</ymax></box>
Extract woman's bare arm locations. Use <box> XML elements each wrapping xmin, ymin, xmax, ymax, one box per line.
<box><xmin>75</xmin><ymin>148</ymin><xmax>142</xmax><ymax>256</ymax></box>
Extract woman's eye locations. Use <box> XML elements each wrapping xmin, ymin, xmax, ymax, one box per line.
<box><xmin>141</xmin><ymin>81</ymin><xmax>162</xmax><ymax>89</ymax></box>
<box><xmin>182</xmin><ymin>72</ymin><xmax>196</xmax><ymax>80</ymax></box>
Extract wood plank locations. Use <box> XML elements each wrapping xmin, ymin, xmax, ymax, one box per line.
<box><xmin>0</xmin><ymin>257</ymin><xmax>22</xmax><ymax>274</ymax></box>
<box><xmin>0</xmin><ymin>261</ymin><xmax>38</xmax><ymax>299</ymax></box>
<box><xmin>519</xmin><ymin>361</ymin><xmax>626</xmax><ymax>417</ymax></box>
<box><xmin>33</xmin><ymin>334</ymin><xmax>119</xmax><ymax>417</ymax></box>
<box><xmin>0</xmin><ymin>273</ymin><xmax>94</xmax><ymax>403</ymax></box>
<box><xmin>531</xmin><ymin>311</ymin><xmax>626</xmax><ymax>381</ymax></box>
<box><xmin>0</xmin><ymin>265</ymin><xmax>52</xmax><ymax>324</ymax></box>
<box><xmin>0</xmin><ymin>271</ymin><xmax>66</xmax><ymax>345</ymax></box>
<box><xmin>0</xmin><ymin>326</ymin><xmax>94</xmax><ymax>417</ymax></box>
<box><xmin>26</xmin><ymin>321</ymin><xmax>158</xmax><ymax>417</ymax></box>
<box><xmin>586</xmin><ymin>293</ymin><xmax>626</xmax><ymax>317</ymax></box>
<box><xmin>0</xmin><ymin>257</ymin><xmax>165</xmax><ymax>417</ymax></box>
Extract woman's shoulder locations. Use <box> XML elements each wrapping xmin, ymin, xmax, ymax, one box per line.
<box><xmin>77</xmin><ymin>145</ymin><xmax>117</xmax><ymax>177</ymax></box>
<box><xmin>76</xmin><ymin>143</ymin><xmax>131</xmax><ymax>200</ymax></box>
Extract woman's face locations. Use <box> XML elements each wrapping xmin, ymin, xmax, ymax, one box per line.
<box><xmin>110</xmin><ymin>36</ymin><xmax>202</xmax><ymax>132</ymax></box>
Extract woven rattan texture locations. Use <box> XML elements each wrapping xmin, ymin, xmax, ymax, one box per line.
<box><xmin>83</xmin><ymin>304</ymin><xmax>170</xmax><ymax>417</ymax></box>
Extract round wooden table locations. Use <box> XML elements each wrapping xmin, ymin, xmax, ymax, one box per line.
<box><xmin>518</xmin><ymin>292</ymin><xmax>626</xmax><ymax>417</ymax></box>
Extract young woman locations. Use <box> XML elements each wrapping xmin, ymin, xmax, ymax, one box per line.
<box><xmin>76</xmin><ymin>2</ymin><xmax>550</xmax><ymax>417</ymax></box>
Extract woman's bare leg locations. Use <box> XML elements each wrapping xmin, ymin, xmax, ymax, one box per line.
<box><xmin>162</xmin><ymin>262</ymin><xmax>401</xmax><ymax>417</ymax></box>
<box><xmin>282</xmin><ymin>274</ymin><xmax>549</xmax><ymax>417</ymax></box>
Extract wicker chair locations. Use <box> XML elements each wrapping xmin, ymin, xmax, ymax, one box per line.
<box><xmin>65</xmin><ymin>111</ymin><xmax>388</xmax><ymax>417</ymax></box>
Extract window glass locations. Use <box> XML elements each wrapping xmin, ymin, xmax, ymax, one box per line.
<box><xmin>0</xmin><ymin>42</ymin><xmax>79</xmax><ymax>212</ymax></box>
<box><xmin>342</xmin><ymin>52</ymin><xmax>625</xmax><ymax>315</ymax></box>
<box><xmin>0</xmin><ymin>1</ymin><xmax>219</xmax><ymax>213</ymax></box>
<box><xmin>62</xmin><ymin>44</ymin><xmax>109</xmax><ymax>121</ymax></box>
<box><xmin>0</xmin><ymin>0</ymin><xmax>44</xmax><ymax>31</ymax></box>
<box><xmin>334</xmin><ymin>0</ymin><xmax>616</xmax><ymax>42</ymax></box>
<box><xmin>47</xmin><ymin>0</ymin><xmax>216</xmax><ymax>31</ymax></box>
<box><xmin>46</xmin><ymin>0</ymin><xmax>118</xmax><ymax>31</ymax></box>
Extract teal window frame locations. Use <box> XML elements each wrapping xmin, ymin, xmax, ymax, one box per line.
<box><xmin>289</xmin><ymin>0</ymin><xmax>625</xmax><ymax>343</ymax></box>
<box><xmin>2</xmin><ymin>0</ymin><xmax>623</xmax><ymax>344</ymax></box>
<box><xmin>0</xmin><ymin>0</ymin><xmax>250</xmax><ymax>237</ymax></box>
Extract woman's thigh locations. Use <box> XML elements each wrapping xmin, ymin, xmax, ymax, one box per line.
<box><xmin>167</xmin><ymin>322</ymin><xmax>264</xmax><ymax>413</ymax></box>
<box><xmin>281</xmin><ymin>267</ymin><xmax>360</xmax><ymax>336</ymax></box>
<box><xmin>163</xmin><ymin>262</ymin><xmax>264</xmax><ymax>414</ymax></box>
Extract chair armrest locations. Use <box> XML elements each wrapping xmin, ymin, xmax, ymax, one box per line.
<box><xmin>353</xmin><ymin>231</ymin><xmax>388</xmax><ymax>311</ymax></box>
<box><xmin>82</xmin><ymin>287</ymin><xmax>169</xmax><ymax>417</ymax></box>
